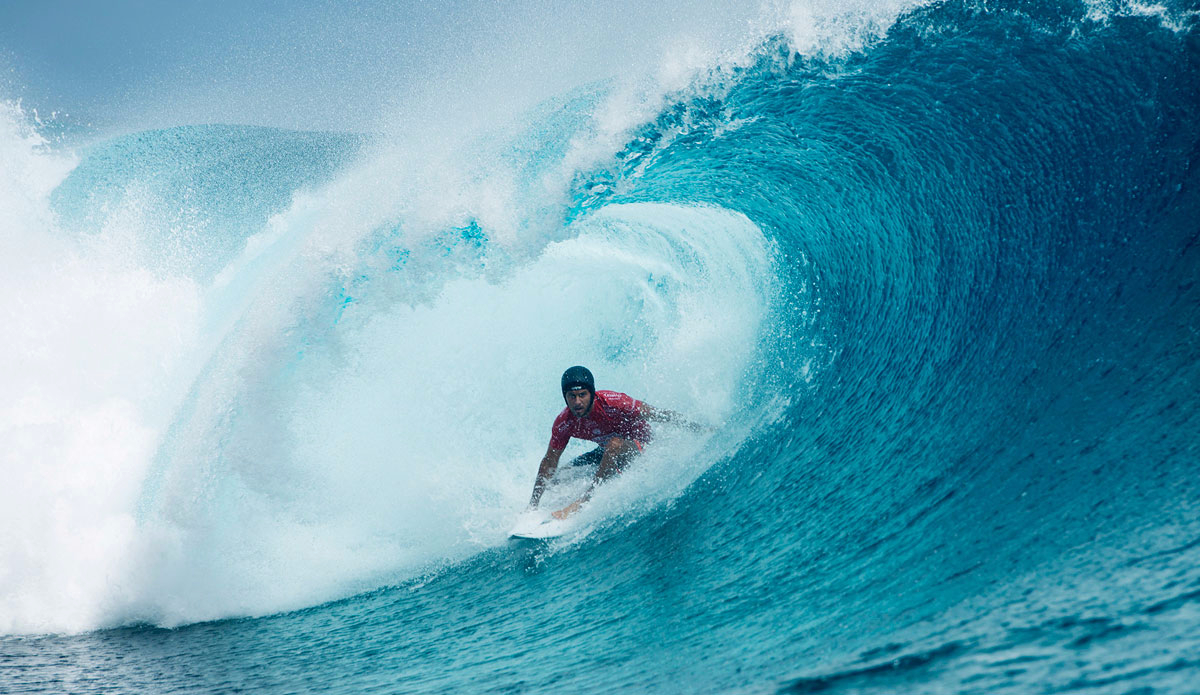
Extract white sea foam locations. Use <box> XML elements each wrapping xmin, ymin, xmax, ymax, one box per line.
<box><xmin>0</xmin><ymin>103</ymin><xmax>203</xmax><ymax>634</ymax></box>
<box><xmin>0</xmin><ymin>1</ymin><xmax>919</xmax><ymax>634</ymax></box>
<box><xmin>1082</xmin><ymin>0</ymin><xmax>1199</xmax><ymax>32</ymax></box>
<box><xmin>128</xmin><ymin>200</ymin><xmax>773</xmax><ymax>627</ymax></box>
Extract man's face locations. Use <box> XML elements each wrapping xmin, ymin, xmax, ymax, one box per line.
<box><xmin>565</xmin><ymin>388</ymin><xmax>593</xmax><ymax>418</ymax></box>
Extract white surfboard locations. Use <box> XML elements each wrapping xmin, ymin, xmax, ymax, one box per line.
<box><xmin>509</xmin><ymin>459</ymin><xmax>594</xmax><ymax>539</ymax></box>
<box><xmin>508</xmin><ymin>509</ymin><xmax>575</xmax><ymax>540</ymax></box>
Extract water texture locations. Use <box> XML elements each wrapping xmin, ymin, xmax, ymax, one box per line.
<box><xmin>2</xmin><ymin>1</ymin><xmax>1199</xmax><ymax>693</ymax></box>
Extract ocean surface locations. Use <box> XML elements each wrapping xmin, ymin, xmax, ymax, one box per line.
<box><xmin>3</xmin><ymin>1</ymin><xmax>1199</xmax><ymax>692</ymax></box>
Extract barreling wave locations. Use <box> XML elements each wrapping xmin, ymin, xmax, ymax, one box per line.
<box><xmin>2</xmin><ymin>0</ymin><xmax>1199</xmax><ymax>692</ymax></box>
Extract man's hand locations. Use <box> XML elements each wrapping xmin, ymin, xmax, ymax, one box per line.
<box><xmin>552</xmin><ymin>500</ymin><xmax>583</xmax><ymax>520</ymax></box>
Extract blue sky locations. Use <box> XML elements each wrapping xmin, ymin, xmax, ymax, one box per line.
<box><xmin>0</xmin><ymin>0</ymin><xmax>752</xmax><ymax>135</ymax></box>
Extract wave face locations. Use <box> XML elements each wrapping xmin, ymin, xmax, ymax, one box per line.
<box><xmin>3</xmin><ymin>1</ymin><xmax>1200</xmax><ymax>693</ymax></box>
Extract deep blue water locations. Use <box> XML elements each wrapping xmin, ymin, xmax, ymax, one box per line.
<box><xmin>3</xmin><ymin>1</ymin><xmax>1199</xmax><ymax>693</ymax></box>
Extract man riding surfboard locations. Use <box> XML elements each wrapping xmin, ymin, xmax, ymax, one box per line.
<box><xmin>528</xmin><ymin>366</ymin><xmax>705</xmax><ymax>520</ymax></box>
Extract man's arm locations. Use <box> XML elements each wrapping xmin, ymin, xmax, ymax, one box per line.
<box><xmin>552</xmin><ymin>436</ymin><xmax>636</xmax><ymax>520</ymax></box>
<box><xmin>638</xmin><ymin>402</ymin><xmax>710</xmax><ymax>432</ymax></box>
<box><xmin>528</xmin><ymin>445</ymin><xmax>564</xmax><ymax>508</ymax></box>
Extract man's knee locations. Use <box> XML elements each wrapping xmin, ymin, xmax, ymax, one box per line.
<box><xmin>604</xmin><ymin>437</ymin><xmax>629</xmax><ymax>452</ymax></box>
<box><xmin>603</xmin><ymin>437</ymin><xmax>641</xmax><ymax>469</ymax></box>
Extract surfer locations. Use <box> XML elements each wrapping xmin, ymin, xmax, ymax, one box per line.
<box><xmin>529</xmin><ymin>365</ymin><xmax>706</xmax><ymax>520</ymax></box>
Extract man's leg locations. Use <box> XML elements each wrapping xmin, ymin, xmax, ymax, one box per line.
<box><xmin>595</xmin><ymin>437</ymin><xmax>640</xmax><ymax>483</ymax></box>
<box><xmin>565</xmin><ymin>447</ymin><xmax>606</xmax><ymax>468</ymax></box>
<box><xmin>552</xmin><ymin>439</ymin><xmax>643</xmax><ymax>520</ymax></box>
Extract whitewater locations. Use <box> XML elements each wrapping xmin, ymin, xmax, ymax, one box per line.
<box><xmin>3</xmin><ymin>1</ymin><xmax>1199</xmax><ymax>692</ymax></box>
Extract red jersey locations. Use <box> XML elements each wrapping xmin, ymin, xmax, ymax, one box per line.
<box><xmin>549</xmin><ymin>390</ymin><xmax>650</xmax><ymax>450</ymax></box>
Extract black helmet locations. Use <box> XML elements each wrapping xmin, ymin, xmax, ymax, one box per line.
<box><xmin>561</xmin><ymin>365</ymin><xmax>595</xmax><ymax>395</ymax></box>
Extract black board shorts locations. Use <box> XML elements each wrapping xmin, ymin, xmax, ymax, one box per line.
<box><xmin>565</xmin><ymin>440</ymin><xmax>644</xmax><ymax>469</ymax></box>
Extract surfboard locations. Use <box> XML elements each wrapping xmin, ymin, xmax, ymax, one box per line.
<box><xmin>508</xmin><ymin>513</ymin><xmax>571</xmax><ymax>540</ymax></box>
<box><xmin>509</xmin><ymin>456</ymin><xmax>594</xmax><ymax>539</ymax></box>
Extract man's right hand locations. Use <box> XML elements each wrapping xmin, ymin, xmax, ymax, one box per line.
<box><xmin>552</xmin><ymin>500</ymin><xmax>582</xmax><ymax>520</ymax></box>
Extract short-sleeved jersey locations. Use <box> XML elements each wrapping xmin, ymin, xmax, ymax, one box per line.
<box><xmin>549</xmin><ymin>390</ymin><xmax>650</xmax><ymax>450</ymax></box>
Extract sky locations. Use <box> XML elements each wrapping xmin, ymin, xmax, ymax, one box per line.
<box><xmin>0</xmin><ymin>0</ymin><xmax>757</xmax><ymax>135</ymax></box>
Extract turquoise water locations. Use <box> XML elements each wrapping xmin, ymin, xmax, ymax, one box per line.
<box><xmin>3</xmin><ymin>1</ymin><xmax>1200</xmax><ymax>692</ymax></box>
